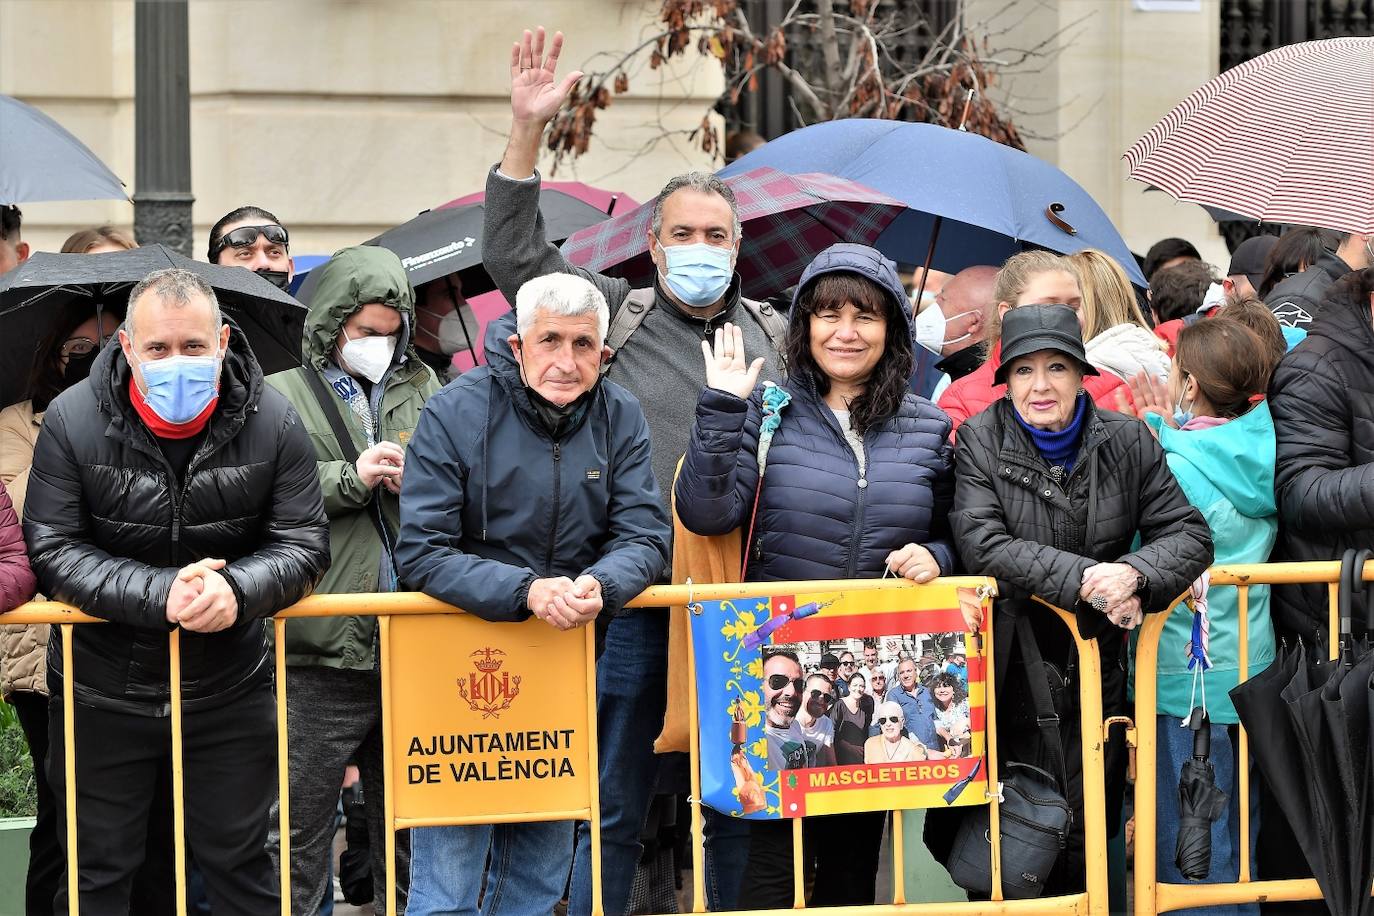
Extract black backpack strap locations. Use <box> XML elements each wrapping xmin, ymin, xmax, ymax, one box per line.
<box><xmin>1012</xmin><ymin>610</ymin><xmax>1069</xmax><ymax>796</ymax></box>
<box><xmin>601</xmin><ymin>288</ymin><xmax>657</xmax><ymax>376</ymax></box>
<box><xmin>303</xmin><ymin>368</ymin><xmax>395</xmax><ymax>546</ymax></box>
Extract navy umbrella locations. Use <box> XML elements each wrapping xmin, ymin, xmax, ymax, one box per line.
<box><xmin>718</xmin><ymin>119</ymin><xmax>1145</xmax><ymax>287</ymax></box>
<box><xmin>0</xmin><ymin>95</ymin><xmax>128</xmax><ymax>204</ymax></box>
<box><xmin>0</xmin><ymin>246</ymin><xmax>306</xmax><ymax>407</ymax></box>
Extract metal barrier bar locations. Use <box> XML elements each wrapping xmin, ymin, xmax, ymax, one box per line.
<box><xmin>380</xmin><ymin>615</ymin><xmax>397</xmax><ymax>916</ymax></box>
<box><xmin>169</xmin><ymin>630</ymin><xmax>188</xmax><ymax>916</ymax></box>
<box><xmin>1134</xmin><ymin>562</ymin><xmax>1374</xmax><ymax>914</ymax></box>
<box><xmin>0</xmin><ymin>572</ymin><xmax>1148</xmax><ymax>916</ymax></box>
<box><xmin>61</xmin><ymin>623</ymin><xmax>77</xmax><ymax>914</ymax></box>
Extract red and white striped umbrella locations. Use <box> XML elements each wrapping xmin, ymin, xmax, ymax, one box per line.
<box><xmin>1124</xmin><ymin>37</ymin><xmax>1374</xmax><ymax>235</ymax></box>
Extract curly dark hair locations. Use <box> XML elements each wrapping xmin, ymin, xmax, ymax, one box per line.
<box><xmin>927</xmin><ymin>671</ymin><xmax>967</xmax><ymax>707</ymax></box>
<box><xmin>784</xmin><ymin>272</ymin><xmax>913</xmax><ymax>434</ymax></box>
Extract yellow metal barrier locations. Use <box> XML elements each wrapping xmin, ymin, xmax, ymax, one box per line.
<box><xmin>2</xmin><ymin>579</ymin><xmax>1113</xmax><ymax>915</ymax></box>
<box><xmin>1131</xmin><ymin>561</ymin><xmax>1374</xmax><ymax>914</ymax></box>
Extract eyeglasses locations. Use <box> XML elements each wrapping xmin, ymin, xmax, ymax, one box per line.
<box><xmin>210</xmin><ymin>224</ymin><xmax>288</xmax><ymax>260</ymax></box>
<box><xmin>808</xmin><ymin>689</ymin><xmax>834</xmax><ymax>706</ymax></box>
<box><xmin>60</xmin><ymin>336</ymin><xmax>100</xmax><ymax>358</ymax></box>
<box><xmin>767</xmin><ymin>674</ymin><xmax>804</xmax><ymax>693</ymax></box>
<box><xmin>876</xmin><ymin>716</ymin><xmax>902</xmax><ymax>726</ymax></box>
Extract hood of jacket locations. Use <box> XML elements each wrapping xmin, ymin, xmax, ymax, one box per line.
<box><xmin>789</xmin><ymin>242</ymin><xmax>914</xmax><ymax>341</ymax></box>
<box><xmin>302</xmin><ymin>245</ymin><xmax>418</xmax><ymax>371</ymax></box>
<box><xmin>1148</xmin><ymin>400</ymin><xmax>1276</xmax><ymax>519</ymax></box>
<box><xmin>1084</xmin><ymin>322</ymin><xmax>1171</xmax><ymax>381</ymax></box>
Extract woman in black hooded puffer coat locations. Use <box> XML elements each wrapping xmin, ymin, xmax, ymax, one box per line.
<box><xmin>675</xmin><ymin>242</ymin><xmax>955</xmax><ymax>909</ymax></box>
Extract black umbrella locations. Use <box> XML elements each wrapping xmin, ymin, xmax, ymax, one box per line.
<box><xmin>0</xmin><ymin>245</ymin><xmax>306</xmax><ymax>407</ymax></box>
<box><xmin>295</xmin><ymin>188</ymin><xmax>612</xmax><ymax>307</ymax></box>
<box><xmin>1175</xmin><ymin>710</ymin><xmax>1229</xmax><ymax>880</ymax></box>
<box><xmin>0</xmin><ymin>95</ymin><xmax>128</xmax><ymax>204</ymax></box>
<box><xmin>1234</xmin><ymin>549</ymin><xmax>1374</xmax><ymax>916</ymax></box>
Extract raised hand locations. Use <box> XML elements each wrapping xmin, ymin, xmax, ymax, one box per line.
<box><xmin>701</xmin><ymin>322</ymin><xmax>765</xmax><ymax>400</ymax></box>
<box><xmin>510</xmin><ymin>27</ymin><xmax>584</xmax><ymax>126</ymax></box>
<box><xmin>1126</xmin><ymin>370</ymin><xmax>1176</xmax><ymax>427</ymax></box>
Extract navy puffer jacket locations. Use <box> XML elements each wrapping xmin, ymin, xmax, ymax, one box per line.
<box><xmin>674</xmin><ymin>244</ymin><xmax>955</xmax><ymax>581</ymax></box>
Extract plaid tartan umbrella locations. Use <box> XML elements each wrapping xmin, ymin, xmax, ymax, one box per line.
<box><xmin>1125</xmin><ymin>37</ymin><xmax>1374</xmax><ymax>235</ymax></box>
<box><xmin>559</xmin><ymin>167</ymin><xmax>906</xmax><ymax>299</ymax></box>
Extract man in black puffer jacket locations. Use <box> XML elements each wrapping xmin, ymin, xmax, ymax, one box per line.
<box><xmin>1270</xmin><ymin>266</ymin><xmax>1374</xmax><ymax>642</ymax></box>
<box><xmin>23</xmin><ymin>267</ymin><xmax>330</xmax><ymax>915</ymax></box>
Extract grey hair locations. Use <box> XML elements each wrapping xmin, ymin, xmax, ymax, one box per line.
<box><xmin>650</xmin><ymin>172</ymin><xmax>743</xmax><ymax>242</ymax></box>
<box><xmin>514</xmin><ymin>273</ymin><xmax>609</xmax><ymax>343</ymax></box>
<box><xmin>126</xmin><ymin>267</ymin><xmax>223</xmax><ymax>342</ymax></box>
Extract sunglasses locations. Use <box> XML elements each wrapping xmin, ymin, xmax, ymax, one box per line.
<box><xmin>210</xmin><ymin>224</ymin><xmax>289</xmax><ymax>260</ymax></box>
<box><xmin>808</xmin><ymin>689</ymin><xmax>834</xmax><ymax>706</ymax></box>
<box><xmin>841</xmin><ymin>661</ymin><xmax>856</xmax><ymax>667</ymax></box>
<box><xmin>876</xmin><ymin>716</ymin><xmax>903</xmax><ymax>726</ymax></box>
<box><xmin>767</xmin><ymin>674</ymin><xmax>804</xmax><ymax>692</ymax></box>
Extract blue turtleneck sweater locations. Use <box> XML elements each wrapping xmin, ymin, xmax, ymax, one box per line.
<box><xmin>1014</xmin><ymin>393</ymin><xmax>1089</xmax><ymax>475</ymax></box>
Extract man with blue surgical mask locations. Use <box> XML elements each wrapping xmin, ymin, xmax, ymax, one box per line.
<box><xmin>480</xmin><ymin>26</ymin><xmax>787</xmax><ymax>916</ymax></box>
<box><xmin>23</xmin><ymin>267</ymin><xmax>329</xmax><ymax>914</ymax></box>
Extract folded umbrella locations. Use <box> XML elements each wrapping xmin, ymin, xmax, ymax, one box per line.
<box><xmin>718</xmin><ymin>119</ymin><xmax>1144</xmax><ymax>285</ymax></box>
<box><xmin>1125</xmin><ymin>37</ymin><xmax>1374</xmax><ymax>235</ymax></box>
<box><xmin>560</xmin><ymin>166</ymin><xmax>907</xmax><ymax>299</ymax></box>
<box><xmin>0</xmin><ymin>95</ymin><xmax>128</xmax><ymax>204</ymax></box>
<box><xmin>1175</xmin><ymin>711</ymin><xmax>1228</xmax><ymax>881</ymax></box>
<box><xmin>0</xmin><ymin>246</ymin><xmax>306</xmax><ymax>407</ymax></box>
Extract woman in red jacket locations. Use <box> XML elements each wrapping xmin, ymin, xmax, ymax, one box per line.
<box><xmin>0</xmin><ymin>479</ymin><xmax>34</xmax><ymax>615</ymax></box>
<box><xmin>938</xmin><ymin>251</ymin><xmax>1129</xmax><ymax>434</ymax></box>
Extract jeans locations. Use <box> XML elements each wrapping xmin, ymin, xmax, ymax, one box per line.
<box><xmin>569</xmin><ymin>609</ymin><xmax>668</xmax><ymax>916</ymax></box>
<box><xmin>1156</xmin><ymin>716</ymin><xmax>1258</xmax><ymax>916</ymax></box>
<box><xmin>702</xmin><ymin>808</ymin><xmax>750</xmax><ymax>911</ymax></box>
<box><xmin>407</xmin><ymin>821</ymin><xmax>573</xmax><ymax>916</ymax></box>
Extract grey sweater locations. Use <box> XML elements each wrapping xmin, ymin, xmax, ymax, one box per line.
<box><xmin>483</xmin><ymin>166</ymin><xmax>785</xmax><ymax>520</ymax></box>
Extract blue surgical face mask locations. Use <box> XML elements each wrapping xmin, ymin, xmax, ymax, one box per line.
<box><xmin>138</xmin><ymin>352</ymin><xmax>222</xmax><ymax>423</ymax></box>
<box><xmin>658</xmin><ymin>241</ymin><xmax>734</xmax><ymax>307</ymax></box>
<box><xmin>1172</xmin><ymin>372</ymin><xmax>1194</xmax><ymax>428</ymax></box>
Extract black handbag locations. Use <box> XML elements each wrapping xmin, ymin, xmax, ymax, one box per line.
<box><xmin>944</xmin><ymin>611</ymin><xmax>1073</xmax><ymax>899</ymax></box>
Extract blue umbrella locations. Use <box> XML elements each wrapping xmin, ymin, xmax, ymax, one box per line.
<box><xmin>0</xmin><ymin>95</ymin><xmax>128</xmax><ymax>205</ymax></box>
<box><xmin>718</xmin><ymin>120</ymin><xmax>1146</xmax><ymax>287</ymax></box>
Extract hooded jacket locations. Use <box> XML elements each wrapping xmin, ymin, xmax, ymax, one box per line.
<box><xmin>938</xmin><ymin>341</ymin><xmax>1129</xmax><ymax>436</ymax></box>
<box><xmin>1269</xmin><ymin>271</ymin><xmax>1374</xmax><ymax>638</ymax></box>
<box><xmin>1083</xmin><ymin>322</ymin><xmax>1171</xmax><ymax>383</ymax></box>
<box><xmin>1145</xmin><ymin>405</ymin><xmax>1277</xmax><ymax>723</ymax></box>
<box><xmin>1264</xmin><ymin>247</ymin><xmax>1352</xmax><ymax>329</ymax></box>
<box><xmin>674</xmin><ymin>243</ymin><xmax>956</xmax><ymax>581</ymax></box>
<box><xmin>22</xmin><ymin>322</ymin><xmax>330</xmax><ymax>715</ymax></box>
<box><xmin>268</xmin><ymin>246</ymin><xmax>440</xmax><ymax>670</ymax></box>
<box><xmin>394</xmin><ymin>324</ymin><xmax>670</xmax><ymax>622</ymax></box>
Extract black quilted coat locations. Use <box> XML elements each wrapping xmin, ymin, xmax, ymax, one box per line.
<box><xmin>944</xmin><ymin>396</ymin><xmax>1211</xmax><ymax>893</ymax></box>
<box><xmin>1270</xmin><ymin>269</ymin><xmax>1374</xmax><ymax>640</ymax></box>
<box><xmin>23</xmin><ymin>327</ymin><xmax>330</xmax><ymax>714</ymax></box>
<box><xmin>953</xmin><ymin>397</ymin><xmax>1211</xmax><ymax>638</ymax></box>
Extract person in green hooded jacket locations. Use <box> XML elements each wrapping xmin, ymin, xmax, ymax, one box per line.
<box><xmin>1127</xmin><ymin>316</ymin><xmax>1279</xmax><ymax>915</ymax></box>
<box><xmin>267</xmin><ymin>245</ymin><xmax>440</xmax><ymax>914</ymax></box>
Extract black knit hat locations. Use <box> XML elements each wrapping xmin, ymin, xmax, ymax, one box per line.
<box><xmin>993</xmin><ymin>304</ymin><xmax>1098</xmax><ymax>385</ymax></box>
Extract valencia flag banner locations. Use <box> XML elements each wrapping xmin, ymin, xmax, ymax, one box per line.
<box><xmin>690</xmin><ymin>581</ymin><xmax>994</xmax><ymax>819</ymax></box>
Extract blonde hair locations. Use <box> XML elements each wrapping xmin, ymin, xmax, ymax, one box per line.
<box><xmin>61</xmin><ymin>225</ymin><xmax>137</xmax><ymax>254</ymax></box>
<box><xmin>988</xmin><ymin>250</ymin><xmax>1078</xmax><ymax>341</ymax></box>
<box><xmin>1067</xmin><ymin>249</ymin><xmax>1153</xmax><ymax>340</ymax></box>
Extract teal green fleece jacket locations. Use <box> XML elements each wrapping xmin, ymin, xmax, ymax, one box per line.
<box><xmin>1145</xmin><ymin>402</ymin><xmax>1277</xmax><ymax>723</ymax></box>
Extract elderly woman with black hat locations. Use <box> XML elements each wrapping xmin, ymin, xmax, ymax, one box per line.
<box><xmin>940</xmin><ymin>303</ymin><xmax>1213</xmax><ymax>895</ymax></box>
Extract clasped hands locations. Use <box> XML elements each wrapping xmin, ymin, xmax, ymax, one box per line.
<box><xmin>527</xmin><ymin>575</ymin><xmax>603</xmax><ymax>630</ymax></box>
<box><xmin>166</xmin><ymin>558</ymin><xmax>239</xmax><ymax>633</ymax></box>
<box><xmin>1080</xmin><ymin>562</ymin><xmax>1142</xmax><ymax>630</ymax></box>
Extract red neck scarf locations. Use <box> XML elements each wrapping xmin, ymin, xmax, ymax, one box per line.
<box><xmin>129</xmin><ymin>377</ymin><xmax>217</xmax><ymax>440</ymax></box>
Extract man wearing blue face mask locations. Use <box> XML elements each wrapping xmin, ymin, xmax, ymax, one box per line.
<box><xmin>482</xmin><ymin>27</ymin><xmax>787</xmax><ymax>916</ymax></box>
<box><xmin>22</xmin><ymin>267</ymin><xmax>330</xmax><ymax>915</ymax></box>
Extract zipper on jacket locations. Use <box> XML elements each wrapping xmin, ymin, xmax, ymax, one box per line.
<box><xmin>544</xmin><ymin>441</ymin><xmax>563</xmax><ymax>576</ymax></box>
<box><xmin>844</xmin><ymin>436</ymin><xmax>870</xmax><ymax>579</ymax></box>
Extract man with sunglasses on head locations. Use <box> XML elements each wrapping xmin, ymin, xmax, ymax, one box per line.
<box><xmin>208</xmin><ymin>206</ymin><xmax>293</xmax><ymax>292</ymax></box>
